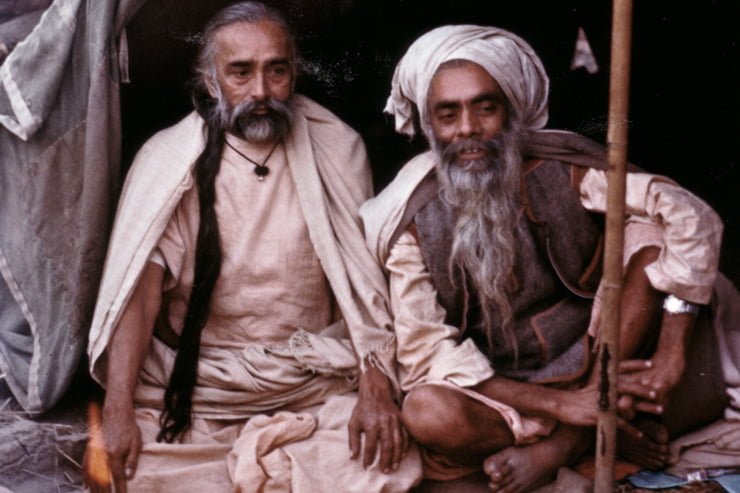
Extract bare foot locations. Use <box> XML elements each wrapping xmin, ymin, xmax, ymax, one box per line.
<box><xmin>482</xmin><ymin>439</ymin><xmax>567</xmax><ymax>493</ymax></box>
<box><xmin>618</xmin><ymin>417</ymin><xmax>670</xmax><ymax>470</ymax></box>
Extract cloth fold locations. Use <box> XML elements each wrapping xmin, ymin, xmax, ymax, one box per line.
<box><xmin>88</xmin><ymin>95</ymin><xmax>399</xmax><ymax>394</ymax></box>
<box><xmin>128</xmin><ymin>395</ymin><xmax>423</xmax><ymax>492</ymax></box>
<box><xmin>134</xmin><ymin>326</ymin><xmax>359</xmax><ymax>419</ymax></box>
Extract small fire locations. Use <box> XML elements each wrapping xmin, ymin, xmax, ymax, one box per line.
<box><xmin>86</xmin><ymin>401</ymin><xmax>112</xmax><ymax>488</ymax></box>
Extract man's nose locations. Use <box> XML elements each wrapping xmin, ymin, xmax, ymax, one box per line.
<box><xmin>457</xmin><ymin>108</ymin><xmax>481</xmax><ymax>138</ymax></box>
<box><xmin>252</xmin><ymin>71</ymin><xmax>269</xmax><ymax>101</ymax></box>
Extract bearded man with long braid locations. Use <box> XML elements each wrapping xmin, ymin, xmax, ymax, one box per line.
<box><xmin>85</xmin><ymin>3</ymin><xmax>421</xmax><ymax>492</ymax></box>
<box><xmin>362</xmin><ymin>25</ymin><xmax>740</xmax><ymax>492</ymax></box>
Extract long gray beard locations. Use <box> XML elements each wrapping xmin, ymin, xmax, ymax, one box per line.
<box><xmin>214</xmin><ymin>92</ymin><xmax>293</xmax><ymax>144</ymax></box>
<box><xmin>434</xmin><ymin>124</ymin><xmax>523</xmax><ymax>357</ymax></box>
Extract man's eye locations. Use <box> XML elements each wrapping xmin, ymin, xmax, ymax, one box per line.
<box><xmin>270</xmin><ymin>65</ymin><xmax>289</xmax><ymax>78</ymax></box>
<box><xmin>437</xmin><ymin>112</ymin><xmax>456</xmax><ymax>122</ymax></box>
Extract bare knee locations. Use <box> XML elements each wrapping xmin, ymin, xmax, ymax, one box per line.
<box><xmin>402</xmin><ymin>385</ymin><xmax>471</xmax><ymax>449</ymax></box>
<box><xmin>401</xmin><ymin>385</ymin><xmax>510</xmax><ymax>453</ymax></box>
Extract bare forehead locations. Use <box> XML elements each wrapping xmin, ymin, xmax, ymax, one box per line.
<box><xmin>213</xmin><ymin>20</ymin><xmax>291</xmax><ymax>59</ymax></box>
<box><xmin>428</xmin><ymin>61</ymin><xmax>504</xmax><ymax>103</ymax></box>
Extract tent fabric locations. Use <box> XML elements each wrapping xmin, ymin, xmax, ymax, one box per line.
<box><xmin>0</xmin><ymin>0</ymin><xmax>144</xmax><ymax>412</ymax></box>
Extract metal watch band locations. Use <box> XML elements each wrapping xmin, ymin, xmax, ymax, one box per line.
<box><xmin>662</xmin><ymin>294</ymin><xmax>701</xmax><ymax>316</ymax></box>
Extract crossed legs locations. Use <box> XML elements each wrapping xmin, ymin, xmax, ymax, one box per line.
<box><xmin>402</xmin><ymin>384</ymin><xmax>589</xmax><ymax>492</ymax></box>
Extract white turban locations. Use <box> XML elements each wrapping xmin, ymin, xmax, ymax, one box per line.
<box><xmin>384</xmin><ymin>25</ymin><xmax>550</xmax><ymax>140</ymax></box>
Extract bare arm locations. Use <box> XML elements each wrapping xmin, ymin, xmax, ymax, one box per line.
<box><xmin>100</xmin><ymin>262</ymin><xmax>164</xmax><ymax>493</ymax></box>
<box><xmin>470</xmin><ymin>247</ymin><xmax>677</xmax><ymax>429</ymax></box>
<box><xmin>618</xmin><ymin>311</ymin><xmax>696</xmax><ymax>417</ymax></box>
<box><xmin>607</xmin><ymin>245</ymin><xmax>697</xmax><ymax>418</ymax></box>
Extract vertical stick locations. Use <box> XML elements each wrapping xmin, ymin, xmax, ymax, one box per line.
<box><xmin>594</xmin><ymin>0</ymin><xmax>633</xmax><ymax>491</ymax></box>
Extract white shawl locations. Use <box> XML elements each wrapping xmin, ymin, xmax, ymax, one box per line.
<box><xmin>88</xmin><ymin>95</ymin><xmax>397</xmax><ymax>388</ymax></box>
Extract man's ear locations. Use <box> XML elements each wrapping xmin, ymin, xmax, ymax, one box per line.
<box><xmin>204</xmin><ymin>76</ymin><xmax>219</xmax><ymax>99</ymax></box>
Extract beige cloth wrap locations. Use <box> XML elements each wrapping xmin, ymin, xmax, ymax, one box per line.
<box><xmin>129</xmin><ymin>394</ymin><xmax>422</xmax><ymax>492</ymax></box>
<box><xmin>384</xmin><ymin>24</ymin><xmax>549</xmax><ymax>139</ymax></box>
<box><xmin>88</xmin><ymin>95</ymin><xmax>398</xmax><ymax>390</ymax></box>
<box><xmin>86</xmin><ymin>96</ymin><xmax>424</xmax><ymax>491</ymax></box>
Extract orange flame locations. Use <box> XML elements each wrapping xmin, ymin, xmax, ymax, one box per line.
<box><xmin>86</xmin><ymin>401</ymin><xmax>112</xmax><ymax>488</ymax></box>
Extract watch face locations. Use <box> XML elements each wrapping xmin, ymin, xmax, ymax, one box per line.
<box><xmin>665</xmin><ymin>296</ymin><xmax>681</xmax><ymax>312</ymax></box>
<box><xmin>663</xmin><ymin>295</ymin><xmax>699</xmax><ymax>315</ymax></box>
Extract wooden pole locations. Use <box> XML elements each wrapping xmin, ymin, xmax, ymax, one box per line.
<box><xmin>594</xmin><ymin>0</ymin><xmax>634</xmax><ymax>491</ymax></box>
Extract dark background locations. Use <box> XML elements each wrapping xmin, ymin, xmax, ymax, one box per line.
<box><xmin>121</xmin><ymin>0</ymin><xmax>739</xmax><ymax>283</ymax></box>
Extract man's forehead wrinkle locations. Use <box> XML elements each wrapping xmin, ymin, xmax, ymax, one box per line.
<box><xmin>214</xmin><ymin>21</ymin><xmax>291</xmax><ymax>59</ymax></box>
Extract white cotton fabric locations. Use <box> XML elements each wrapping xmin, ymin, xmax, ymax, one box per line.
<box><xmin>88</xmin><ymin>95</ymin><xmax>398</xmax><ymax>390</ymax></box>
<box><xmin>151</xmin><ymin>137</ymin><xmax>333</xmax><ymax>348</ymax></box>
<box><xmin>384</xmin><ymin>24</ymin><xmax>550</xmax><ymax>139</ymax></box>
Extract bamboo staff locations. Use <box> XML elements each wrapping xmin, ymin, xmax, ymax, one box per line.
<box><xmin>594</xmin><ymin>0</ymin><xmax>634</xmax><ymax>490</ymax></box>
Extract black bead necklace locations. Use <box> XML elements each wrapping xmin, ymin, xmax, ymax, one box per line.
<box><xmin>225</xmin><ymin>138</ymin><xmax>281</xmax><ymax>181</ymax></box>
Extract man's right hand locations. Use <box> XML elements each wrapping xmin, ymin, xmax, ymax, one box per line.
<box><xmin>552</xmin><ymin>385</ymin><xmax>646</xmax><ymax>439</ymax></box>
<box><xmin>98</xmin><ymin>404</ymin><xmax>142</xmax><ymax>493</ymax></box>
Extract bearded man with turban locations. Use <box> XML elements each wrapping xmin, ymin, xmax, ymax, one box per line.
<box><xmin>362</xmin><ymin>25</ymin><xmax>740</xmax><ymax>492</ymax></box>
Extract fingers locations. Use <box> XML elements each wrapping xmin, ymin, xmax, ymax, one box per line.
<box><xmin>377</xmin><ymin>420</ymin><xmax>394</xmax><ymax>473</ymax></box>
<box><xmin>617</xmin><ymin>395</ymin><xmax>636</xmax><ymax>421</ymax></box>
<box><xmin>362</xmin><ymin>423</ymin><xmax>379</xmax><ymax>470</ymax></box>
<box><xmin>110</xmin><ymin>459</ymin><xmax>126</xmax><ymax>493</ymax></box>
<box><xmin>619</xmin><ymin>359</ymin><xmax>653</xmax><ymax>373</ymax></box>
<box><xmin>632</xmin><ymin>400</ymin><xmax>664</xmax><ymax>415</ymax></box>
<box><xmin>109</xmin><ymin>454</ymin><xmax>129</xmax><ymax>493</ymax></box>
<box><xmin>363</xmin><ymin>417</ymin><xmax>408</xmax><ymax>473</ymax></box>
<box><xmin>618</xmin><ymin>380</ymin><xmax>658</xmax><ymax>401</ymax></box>
<box><xmin>124</xmin><ymin>431</ymin><xmax>142</xmax><ymax>481</ymax></box>
<box><xmin>617</xmin><ymin>416</ymin><xmax>644</xmax><ymax>439</ymax></box>
<box><xmin>348</xmin><ymin>416</ymin><xmax>361</xmax><ymax>460</ymax></box>
<box><xmin>390</xmin><ymin>419</ymin><xmax>404</xmax><ymax>471</ymax></box>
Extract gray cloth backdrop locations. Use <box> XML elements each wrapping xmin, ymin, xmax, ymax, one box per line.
<box><xmin>0</xmin><ymin>0</ymin><xmax>144</xmax><ymax>412</ymax></box>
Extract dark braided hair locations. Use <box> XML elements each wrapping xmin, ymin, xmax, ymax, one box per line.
<box><xmin>157</xmin><ymin>1</ymin><xmax>294</xmax><ymax>443</ymax></box>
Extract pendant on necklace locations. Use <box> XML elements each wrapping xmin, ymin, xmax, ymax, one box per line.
<box><xmin>255</xmin><ymin>165</ymin><xmax>269</xmax><ymax>181</ymax></box>
<box><xmin>224</xmin><ymin>138</ymin><xmax>279</xmax><ymax>182</ymax></box>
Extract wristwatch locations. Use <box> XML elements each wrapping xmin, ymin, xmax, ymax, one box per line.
<box><xmin>663</xmin><ymin>294</ymin><xmax>701</xmax><ymax>316</ymax></box>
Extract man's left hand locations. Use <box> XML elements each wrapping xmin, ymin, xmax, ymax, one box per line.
<box><xmin>617</xmin><ymin>354</ymin><xmax>685</xmax><ymax>419</ymax></box>
<box><xmin>348</xmin><ymin>363</ymin><xmax>408</xmax><ymax>473</ymax></box>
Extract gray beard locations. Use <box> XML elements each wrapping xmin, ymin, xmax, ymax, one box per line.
<box><xmin>434</xmin><ymin>125</ymin><xmax>523</xmax><ymax>356</ymax></box>
<box><xmin>214</xmin><ymin>95</ymin><xmax>293</xmax><ymax>144</ymax></box>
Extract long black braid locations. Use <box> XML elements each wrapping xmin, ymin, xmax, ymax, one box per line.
<box><xmin>156</xmin><ymin>1</ymin><xmax>294</xmax><ymax>443</ymax></box>
<box><xmin>157</xmin><ymin>99</ymin><xmax>224</xmax><ymax>443</ymax></box>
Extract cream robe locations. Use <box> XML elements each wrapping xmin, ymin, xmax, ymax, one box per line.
<box><xmin>88</xmin><ymin>97</ymin><xmax>421</xmax><ymax>492</ymax></box>
<box><xmin>89</xmin><ymin>95</ymin><xmax>398</xmax><ymax>388</ymax></box>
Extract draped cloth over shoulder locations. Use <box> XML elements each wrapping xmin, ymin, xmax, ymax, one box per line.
<box><xmin>87</xmin><ymin>95</ymin><xmax>397</xmax><ymax>391</ymax></box>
